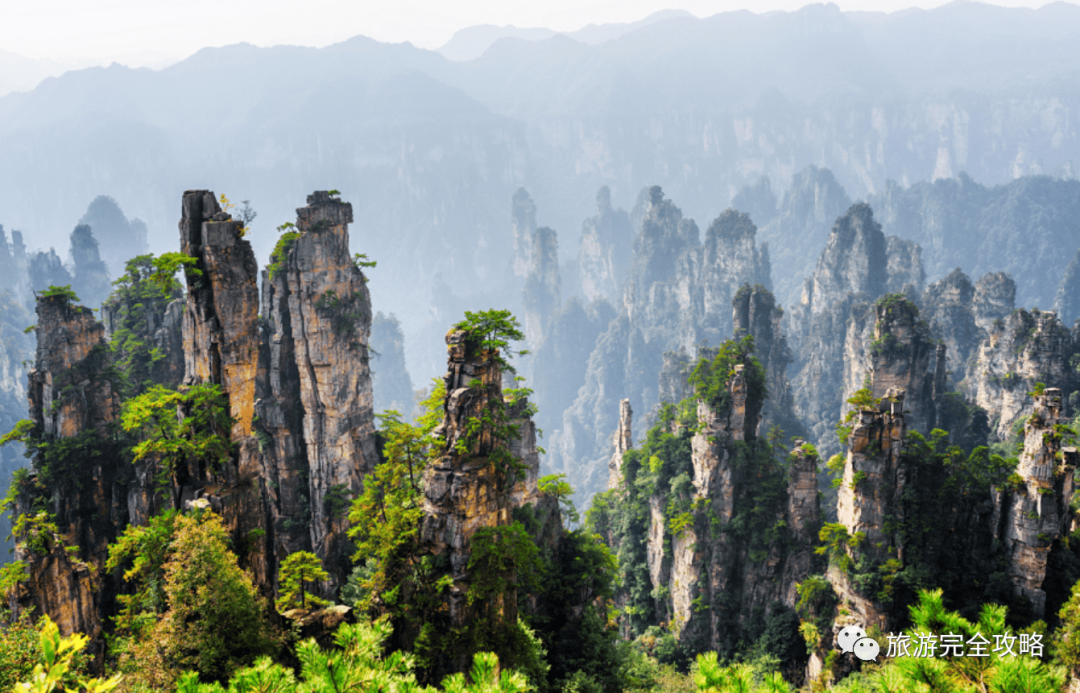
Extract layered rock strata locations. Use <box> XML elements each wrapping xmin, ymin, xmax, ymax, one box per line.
<box><xmin>257</xmin><ymin>190</ymin><xmax>379</xmax><ymax>580</ymax></box>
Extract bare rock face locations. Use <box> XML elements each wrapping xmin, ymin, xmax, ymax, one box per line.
<box><xmin>733</xmin><ymin>284</ymin><xmax>801</xmax><ymax>437</ymax></box>
<box><xmin>607</xmin><ymin>399</ymin><xmax>632</xmax><ymax>490</ymax></box>
<box><xmin>69</xmin><ymin>225</ymin><xmax>112</xmax><ymax>309</ymax></box>
<box><xmin>180</xmin><ymin>190</ymin><xmax>260</xmax><ymax>438</ymax></box>
<box><xmin>787</xmin><ymin>442</ymin><xmax>822</xmax><ymax>552</ymax></box>
<box><xmin>29</xmin><ymin>297</ymin><xmax>120</xmax><ymax>440</ymax></box>
<box><xmin>920</xmin><ymin>269</ymin><xmax>981</xmax><ymax>382</ymax></box>
<box><xmin>966</xmin><ymin>308</ymin><xmax>1079</xmax><ymax>441</ymax></box>
<box><xmin>257</xmin><ymin>191</ymin><xmax>379</xmax><ymax>582</ymax></box>
<box><xmin>100</xmin><ymin>276</ymin><xmax>185</xmax><ymax>392</ymax></box>
<box><xmin>0</xmin><ymin>225</ymin><xmax>22</xmax><ymax>298</ymax></box>
<box><xmin>27</xmin><ymin>249</ymin><xmax>73</xmax><ymax>297</ymax></box>
<box><xmin>756</xmin><ymin>166</ymin><xmax>852</xmax><ymax>310</ymax></box>
<box><xmin>521</xmin><ymin>226</ymin><xmax>561</xmax><ymax>348</ymax></box>
<box><xmin>13</xmin><ymin>526</ymin><xmax>99</xmax><ymax>646</ymax></box>
<box><xmin>836</xmin><ymin>390</ymin><xmax>909</xmax><ymax>566</ymax></box>
<box><xmin>18</xmin><ymin>294</ymin><xmax>127</xmax><ymax>654</ymax></box>
<box><xmin>865</xmin><ymin>297</ymin><xmax>945</xmax><ymax>435</ymax></box>
<box><xmin>618</xmin><ymin>359</ymin><xmax>820</xmax><ymax>657</ymax></box>
<box><xmin>657</xmin><ymin>348</ymin><xmax>695</xmax><ymax>407</ymax></box>
<box><xmin>0</xmin><ymin>226</ymin><xmax>32</xmax><ymax>309</ymax></box>
<box><xmin>511</xmin><ymin>188</ymin><xmax>537</xmax><ymax>280</ymax></box>
<box><xmin>995</xmin><ymin>389</ymin><xmax>1078</xmax><ymax>617</ymax></box>
<box><xmin>832</xmin><ymin>389</ymin><xmax>909</xmax><ymax>630</ymax></box>
<box><xmin>12</xmin><ymin>189</ymin><xmax>383</xmax><ymax>654</ymax></box>
<box><xmin>1055</xmin><ymin>245</ymin><xmax>1080</xmax><ymax>328</ymax></box>
<box><xmin>419</xmin><ymin>329</ymin><xmax>542</xmax><ymax>666</ymax></box>
<box><xmin>884</xmin><ymin>236</ymin><xmax>924</xmax><ymax>295</ymax></box>
<box><xmin>579</xmin><ymin>186</ymin><xmax>633</xmax><ymax>306</ymax></box>
<box><xmin>789</xmin><ymin>203</ymin><xmax>919</xmax><ymax>456</ymax></box>
<box><xmin>973</xmin><ymin>271</ymin><xmax>1017</xmax><ymax>332</ymax></box>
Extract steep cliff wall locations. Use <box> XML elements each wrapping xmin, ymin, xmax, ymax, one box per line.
<box><xmin>511</xmin><ymin>188</ymin><xmax>538</xmax><ymax>281</ymax></box>
<box><xmin>27</xmin><ymin>249</ymin><xmax>72</xmax><ymax>297</ymax></box>
<box><xmin>15</xmin><ymin>293</ymin><xmax>127</xmax><ymax>650</ymax></box>
<box><xmin>995</xmin><ymin>388</ymin><xmax>1079</xmax><ymax>617</ymax></box>
<box><xmin>579</xmin><ymin>187</ymin><xmax>633</xmax><ymax>306</ymax></box>
<box><xmin>755</xmin><ymin>166</ymin><xmax>852</xmax><ymax>310</ymax></box>
<box><xmin>419</xmin><ymin>327</ymin><xmax>545</xmax><ymax>673</ymax></box>
<box><xmin>0</xmin><ymin>290</ymin><xmax>32</xmax><ymax>563</ymax></box>
<box><xmin>831</xmin><ymin>389</ymin><xmax>909</xmax><ymax>631</ymax></box>
<box><xmin>864</xmin><ymin>296</ymin><xmax>944</xmax><ymax>436</ymax></box>
<box><xmin>973</xmin><ymin>271</ymin><xmax>1016</xmax><ymax>332</ymax></box>
<box><xmin>257</xmin><ymin>190</ymin><xmax>379</xmax><ymax>581</ymax></box>
<box><xmin>0</xmin><ymin>225</ymin><xmax>29</xmax><ymax>301</ymax></box>
<box><xmin>607</xmin><ymin>399</ymin><xmax>632</xmax><ymax>491</ymax></box>
<box><xmin>11</xmin><ymin>189</ymin><xmax>383</xmax><ymax>644</ymax></box>
<box><xmin>788</xmin><ymin>202</ymin><xmax>926</xmax><ymax>456</ymax></box>
<box><xmin>600</xmin><ymin>338</ymin><xmax>818</xmax><ymax>675</ymax></box>
<box><xmin>1055</xmin><ymin>245</ymin><xmax>1080</xmax><ymax>328</ymax></box>
<box><xmin>966</xmin><ymin>308</ymin><xmax>1079</xmax><ymax>441</ymax></box>
<box><xmin>824</xmin><ymin>382</ymin><xmax>1079</xmax><ymax>637</ymax></box>
<box><xmin>69</xmin><ymin>225</ymin><xmax>112</xmax><ymax>309</ymax></box>
<box><xmin>522</xmin><ymin>226</ymin><xmax>561</xmax><ymax>349</ymax></box>
<box><xmin>732</xmin><ymin>284</ymin><xmax>801</xmax><ymax>438</ymax></box>
<box><xmin>919</xmin><ymin>268</ymin><xmax>981</xmax><ymax>383</ymax></box>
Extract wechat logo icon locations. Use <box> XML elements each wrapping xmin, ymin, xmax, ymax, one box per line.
<box><xmin>837</xmin><ymin>625</ymin><xmax>880</xmax><ymax>662</ymax></box>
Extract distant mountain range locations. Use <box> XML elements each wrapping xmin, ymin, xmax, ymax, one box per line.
<box><xmin>2</xmin><ymin>1</ymin><xmax>1080</xmax><ymax>382</ymax></box>
<box><xmin>435</xmin><ymin>9</ymin><xmax>694</xmax><ymax>61</ymax></box>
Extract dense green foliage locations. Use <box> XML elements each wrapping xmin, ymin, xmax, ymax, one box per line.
<box><xmin>452</xmin><ymin>309</ymin><xmax>529</xmax><ymax>374</ymax></box>
<box><xmin>276</xmin><ymin>551</ymin><xmax>331</xmax><ymax>612</ymax></box>
<box><xmin>688</xmin><ymin>335</ymin><xmax>767</xmax><ymax>418</ymax></box>
<box><xmin>13</xmin><ymin>616</ymin><xmax>120</xmax><ymax>693</ymax></box>
<box><xmin>833</xmin><ymin>427</ymin><xmax>1024</xmax><ymax>625</ymax></box>
<box><xmin>0</xmin><ymin>609</ymin><xmax>43</xmax><ymax>692</ymax></box>
<box><xmin>830</xmin><ymin>590</ymin><xmax>1063</xmax><ymax>692</ymax></box>
<box><xmin>346</xmin><ymin>382</ymin><xmax>445</xmax><ymax>617</ymax></box>
<box><xmin>106</xmin><ymin>509</ymin><xmax>179</xmax><ymax>638</ymax></box>
<box><xmin>104</xmin><ymin>255</ymin><xmax>187</xmax><ymax>396</ymax></box>
<box><xmin>174</xmin><ymin>617</ymin><xmax>528</xmax><ymax>693</ymax></box>
<box><xmin>115</xmin><ymin>510</ymin><xmax>277</xmax><ymax>688</ymax></box>
<box><xmin>268</xmin><ymin>224</ymin><xmax>299</xmax><ymax>280</ymax></box>
<box><xmin>120</xmin><ymin>384</ymin><xmax>235</xmax><ymax>491</ymax></box>
<box><xmin>38</xmin><ymin>285</ymin><xmax>80</xmax><ymax>304</ymax></box>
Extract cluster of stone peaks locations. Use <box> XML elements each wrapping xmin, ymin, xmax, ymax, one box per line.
<box><xmin>11</xmin><ymin>188</ymin><xmax>553</xmax><ymax>671</ymax></box>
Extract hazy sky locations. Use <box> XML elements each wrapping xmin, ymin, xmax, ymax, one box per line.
<box><xmin>3</xmin><ymin>0</ymin><xmax>1077</xmax><ymax>64</ymax></box>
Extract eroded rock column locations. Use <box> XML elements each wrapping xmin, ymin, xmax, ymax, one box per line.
<box><xmin>996</xmin><ymin>388</ymin><xmax>1078</xmax><ymax>617</ymax></box>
